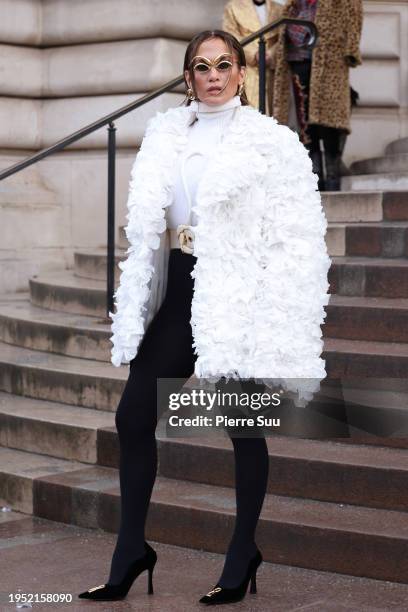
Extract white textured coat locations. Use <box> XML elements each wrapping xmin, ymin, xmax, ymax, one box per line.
<box><xmin>109</xmin><ymin>103</ymin><xmax>332</xmax><ymax>404</ymax></box>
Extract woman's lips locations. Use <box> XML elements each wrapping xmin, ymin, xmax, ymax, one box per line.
<box><xmin>207</xmin><ymin>87</ymin><xmax>222</xmax><ymax>93</ymax></box>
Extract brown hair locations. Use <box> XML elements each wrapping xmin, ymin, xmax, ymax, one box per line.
<box><xmin>181</xmin><ymin>30</ymin><xmax>249</xmax><ymax>106</ymax></box>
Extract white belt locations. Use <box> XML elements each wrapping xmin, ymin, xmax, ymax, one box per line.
<box><xmin>168</xmin><ymin>225</ymin><xmax>195</xmax><ymax>255</ymax></box>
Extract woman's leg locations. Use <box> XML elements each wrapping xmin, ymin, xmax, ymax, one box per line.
<box><xmin>107</xmin><ymin>250</ymin><xmax>197</xmax><ymax>585</ymax></box>
<box><xmin>215</xmin><ymin>378</ymin><xmax>270</xmax><ymax>589</ymax></box>
<box><xmin>321</xmin><ymin>126</ymin><xmax>343</xmax><ymax>191</ymax></box>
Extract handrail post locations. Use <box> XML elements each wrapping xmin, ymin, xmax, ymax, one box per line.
<box><xmin>258</xmin><ymin>34</ymin><xmax>266</xmax><ymax>114</ymax></box>
<box><xmin>107</xmin><ymin>121</ymin><xmax>116</xmax><ymax>318</ymax></box>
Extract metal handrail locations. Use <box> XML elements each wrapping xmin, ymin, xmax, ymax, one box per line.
<box><xmin>0</xmin><ymin>17</ymin><xmax>317</xmax><ymax>316</ymax></box>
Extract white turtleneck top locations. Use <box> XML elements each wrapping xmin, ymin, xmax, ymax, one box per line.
<box><xmin>165</xmin><ymin>95</ymin><xmax>242</xmax><ymax>230</ymax></box>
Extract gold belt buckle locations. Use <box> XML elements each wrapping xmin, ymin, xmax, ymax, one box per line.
<box><xmin>177</xmin><ymin>224</ymin><xmax>194</xmax><ymax>254</ymax></box>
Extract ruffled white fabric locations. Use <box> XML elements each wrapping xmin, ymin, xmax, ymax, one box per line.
<box><xmin>109</xmin><ymin>103</ymin><xmax>331</xmax><ymax>407</ymax></box>
<box><xmin>168</xmin><ymin>95</ymin><xmax>242</xmax><ymax>230</ymax></box>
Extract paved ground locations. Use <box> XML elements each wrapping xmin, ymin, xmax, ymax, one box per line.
<box><xmin>1</xmin><ymin>507</ymin><xmax>408</xmax><ymax>612</ymax></box>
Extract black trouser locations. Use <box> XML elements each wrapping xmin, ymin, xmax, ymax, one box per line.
<box><xmin>108</xmin><ymin>248</ymin><xmax>269</xmax><ymax>589</ymax></box>
<box><xmin>289</xmin><ymin>59</ymin><xmax>347</xmax><ymax>189</ymax></box>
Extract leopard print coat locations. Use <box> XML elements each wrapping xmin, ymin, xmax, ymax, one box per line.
<box><xmin>273</xmin><ymin>0</ymin><xmax>363</xmax><ymax>133</ymax></box>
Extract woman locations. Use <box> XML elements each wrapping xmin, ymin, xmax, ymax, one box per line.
<box><xmin>78</xmin><ymin>29</ymin><xmax>331</xmax><ymax>606</ymax></box>
<box><xmin>273</xmin><ymin>0</ymin><xmax>363</xmax><ymax>189</ymax></box>
<box><xmin>223</xmin><ymin>0</ymin><xmax>285</xmax><ymax>113</ymax></box>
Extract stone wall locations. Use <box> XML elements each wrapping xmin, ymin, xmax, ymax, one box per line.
<box><xmin>0</xmin><ymin>0</ymin><xmax>406</xmax><ymax>292</ymax></box>
<box><xmin>346</xmin><ymin>0</ymin><xmax>408</xmax><ymax>162</ymax></box>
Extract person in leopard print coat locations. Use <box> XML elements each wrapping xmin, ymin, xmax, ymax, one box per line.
<box><xmin>272</xmin><ymin>0</ymin><xmax>363</xmax><ymax>190</ymax></box>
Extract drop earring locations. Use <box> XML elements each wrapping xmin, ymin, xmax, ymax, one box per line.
<box><xmin>238</xmin><ymin>81</ymin><xmax>245</xmax><ymax>96</ymax></box>
<box><xmin>187</xmin><ymin>87</ymin><xmax>196</xmax><ymax>101</ymax></box>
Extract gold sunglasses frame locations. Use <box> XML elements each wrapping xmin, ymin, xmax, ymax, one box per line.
<box><xmin>190</xmin><ymin>53</ymin><xmax>240</xmax><ymax>73</ymax></box>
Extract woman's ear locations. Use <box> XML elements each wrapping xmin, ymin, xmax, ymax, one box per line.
<box><xmin>184</xmin><ymin>70</ymin><xmax>191</xmax><ymax>89</ymax></box>
<box><xmin>237</xmin><ymin>66</ymin><xmax>246</xmax><ymax>89</ymax></box>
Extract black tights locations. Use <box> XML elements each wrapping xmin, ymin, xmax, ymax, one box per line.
<box><xmin>108</xmin><ymin>249</ymin><xmax>269</xmax><ymax>589</ymax></box>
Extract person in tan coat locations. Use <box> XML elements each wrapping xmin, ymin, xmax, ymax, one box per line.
<box><xmin>223</xmin><ymin>0</ymin><xmax>285</xmax><ymax>114</ymax></box>
<box><xmin>272</xmin><ymin>0</ymin><xmax>363</xmax><ymax>190</ymax></box>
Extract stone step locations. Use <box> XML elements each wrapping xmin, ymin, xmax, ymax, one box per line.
<box><xmin>117</xmin><ymin>193</ymin><xmax>408</xmax><ymax>233</ymax></box>
<box><xmin>1</xmin><ymin>446</ymin><xmax>407</xmax><ymax>583</ymax></box>
<box><xmin>322</xmin><ymin>191</ymin><xmax>408</xmax><ymax>222</ymax></box>
<box><xmin>323</xmin><ymin>337</ymin><xmax>408</xmax><ymax>378</ymax></box>
<box><xmin>0</xmin><ymin>333</ymin><xmax>407</xmax><ymax>412</ymax></box>
<box><xmin>118</xmin><ymin>190</ymin><xmax>408</xmax><ymax>260</ymax></box>
<box><xmin>325</xmin><ymin>295</ymin><xmax>408</xmax><ymax>343</ymax></box>
<box><xmin>74</xmin><ymin>248</ymin><xmax>126</xmax><ymax>281</ymax></box>
<box><xmin>0</xmin><ymin>391</ymin><xmax>114</xmax><ymax>463</ymax></box>
<box><xmin>329</xmin><ymin>256</ymin><xmax>408</xmax><ymax>298</ymax></box>
<box><xmin>350</xmin><ymin>153</ymin><xmax>408</xmax><ymax>176</ymax></box>
<box><xmin>386</xmin><ymin>136</ymin><xmax>408</xmax><ymax>156</ymax></box>
<box><xmin>160</xmin><ymin>376</ymin><xmax>408</xmax><ymax>448</ymax></box>
<box><xmin>0</xmin><ymin>297</ymin><xmax>111</xmax><ymax>361</ymax></box>
<box><xmin>342</xmin><ymin>173</ymin><xmax>408</xmax><ymax>192</ymax></box>
<box><xmin>327</xmin><ymin>221</ymin><xmax>408</xmax><ymax>258</ymax></box>
<box><xmin>29</xmin><ymin>270</ymin><xmax>109</xmax><ymax>317</ymax></box>
<box><xmin>18</xmin><ymin>292</ymin><xmax>408</xmax><ymax>361</ymax></box>
<box><xmin>78</xmin><ymin>221</ymin><xmax>408</xmax><ymax>280</ymax></box>
<box><xmin>0</xmin><ymin>341</ymin><xmax>126</xmax><ymax>411</ymax></box>
<box><xmin>0</xmin><ymin>446</ymin><xmax>85</xmax><ymax>515</ymax></box>
<box><xmin>29</xmin><ymin>256</ymin><xmax>408</xmax><ymax>321</ymax></box>
<box><xmin>319</xmin><ymin>378</ymin><xmax>408</xmax><ymax>440</ymax></box>
<box><xmin>119</xmin><ymin>195</ymin><xmax>408</xmax><ymax>275</ymax></box>
<box><xmin>2</xmin><ymin>390</ymin><xmax>406</xmax><ymax>508</ymax></box>
<box><xmin>153</xmin><ymin>426</ymin><xmax>408</xmax><ymax>513</ymax></box>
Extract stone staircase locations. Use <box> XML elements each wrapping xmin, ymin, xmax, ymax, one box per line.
<box><xmin>0</xmin><ymin>188</ymin><xmax>408</xmax><ymax>585</ymax></box>
<box><xmin>343</xmin><ymin>136</ymin><xmax>408</xmax><ymax>192</ymax></box>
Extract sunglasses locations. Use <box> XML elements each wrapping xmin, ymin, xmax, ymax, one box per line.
<box><xmin>190</xmin><ymin>53</ymin><xmax>240</xmax><ymax>73</ymax></box>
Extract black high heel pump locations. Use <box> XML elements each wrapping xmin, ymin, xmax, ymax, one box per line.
<box><xmin>199</xmin><ymin>548</ymin><xmax>262</xmax><ymax>606</ymax></box>
<box><xmin>78</xmin><ymin>540</ymin><xmax>157</xmax><ymax>601</ymax></box>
